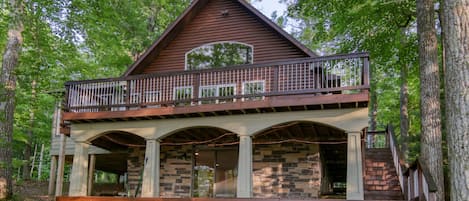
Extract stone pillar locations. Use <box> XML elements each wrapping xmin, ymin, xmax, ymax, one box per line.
<box><xmin>141</xmin><ymin>139</ymin><xmax>160</xmax><ymax>197</ymax></box>
<box><xmin>48</xmin><ymin>155</ymin><xmax>58</xmax><ymax>196</ymax></box>
<box><xmin>237</xmin><ymin>135</ymin><xmax>252</xmax><ymax>198</ymax></box>
<box><xmin>87</xmin><ymin>154</ymin><xmax>96</xmax><ymax>196</ymax></box>
<box><xmin>346</xmin><ymin>132</ymin><xmax>364</xmax><ymax>200</ymax></box>
<box><xmin>69</xmin><ymin>142</ymin><xmax>89</xmax><ymax>196</ymax></box>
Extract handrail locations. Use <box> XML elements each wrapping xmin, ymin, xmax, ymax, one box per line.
<box><xmin>368</xmin><ymin>125</ymin><xmax>438</xmax><ymax>201</ymax></box>
<box><xmin>366</xmin><ymin>125</ymin><xmax>438</xmax><ymax>201</ymax></box>
<box><xmin>65</xmin><ymin>52</ymin><xmax>370</xmax><ymax>85</ymax></box>
<box><xmin>387</xmin><ymin>125</ymin><xmax>408</xmax><ymax>198</ymax></box>
<box><xmin>404</xmin><ymin>159</ymin><xmax>438</xmax><ymax>201</ymax></box>
<box><xmin>64</xmin><ymin>52</ymin><xmax>370</xmax><ymax>113</ymax></box>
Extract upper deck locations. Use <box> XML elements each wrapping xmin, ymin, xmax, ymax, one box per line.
<box><xmin>63</xmin><ymin>52</ymin><xmax>370</xmax><ymax>122</ymax></box>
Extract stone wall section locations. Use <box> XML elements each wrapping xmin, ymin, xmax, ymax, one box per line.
<box><xmin>159</xmin><ymin>145</ymin><xmax>193</xmax><ymax>197</ymax></box>
<box><xmin>127</xmin><ymin>147</ymin><xmax>145</xmax><ymax>197</ymax></box>
<box><xmin>253</xmin><ymin>143</ymin><xmax>322</xmax><ymax>198</ymax></box>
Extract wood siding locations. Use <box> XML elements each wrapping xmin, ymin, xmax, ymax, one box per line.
<box><xmin>50</xmin><ymin>134</ymin><xmax>110</xmax><ymax>156</ymax></box>
<box><xmin>141</xmin><ymin>0</ymin><xmax>309</xmax><ymax>74</ymax></box>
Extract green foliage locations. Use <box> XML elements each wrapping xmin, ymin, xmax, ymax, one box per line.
<box><xmin>0</xmin><ymin>0</ymin><xmax>190</xmax><ymax>182</ymax></box>
<box><xmin>287</xmin><ymin>0</ymin><xmax>421</xmax><ymax>160</ymax></box>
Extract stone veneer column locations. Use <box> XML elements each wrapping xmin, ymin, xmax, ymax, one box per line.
<box><xmin>141</xmin><ymin>139</ymin><xmax>160</xmax><ymax>197</ymax></box>
<box><xmin>346</xmin><ymin>132</ymin><xmax>364</xmax><ymax>200</ymax></box>
<box><xmin>237</xmin><ymin>135</ymin><xmax>253</xmax><ymax>198</ymax></box>
<box><xmin>69</xmin><ymin>142</ymin><xmax>89</xmax><ymax>196</ymax></box>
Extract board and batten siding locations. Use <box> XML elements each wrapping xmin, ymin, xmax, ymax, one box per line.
<box><xmin>142</xmin><ymin>0</ymin><xmax>310</xmax><ymax>74</ymax></box>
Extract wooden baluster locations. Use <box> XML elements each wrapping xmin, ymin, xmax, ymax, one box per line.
<box><xmin>363</xmin><ymin>56</ymin><xmax>369</xmax><ymax>87</ymax></box>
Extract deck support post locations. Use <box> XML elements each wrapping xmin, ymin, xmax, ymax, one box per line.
<box><xmin>237</xmin><ymin>135</ymin><xmax>252</xmax><ymax>198</ymax></box>
<box><xmin>87</xmin><ymin>154</ymin><xmax>96</xmax><ymax>196</ymax></box>
<box><xmin>55</xmin><ymin>133</ymin><xmax>66</xmax><ymax>196</ymax></box>
<box><xmin>346</xmin><ymin>132</ymin><xmax>364</xmax><ymax>200</ymax></box>
<box><xmin>48</xmin><ymin>155</ymin><xmax>58</xmax><ymax>196</ymax></box>
<box><xmin>141</xmin><ymin>139</ymin><xmax>160</xmax><ymax>197</ymax></box>
<box><xmin>69</xmin><ymin>142</ymin><xmax>89</xmax><ymax>196</ymax></box>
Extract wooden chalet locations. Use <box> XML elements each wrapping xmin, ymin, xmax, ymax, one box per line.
<box><xmin>49</xmin><ymin>0</ymin><xmax>437</xmax><ymax>201</ymax></box>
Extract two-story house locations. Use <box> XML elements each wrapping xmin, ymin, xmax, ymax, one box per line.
<box><xmin>48</xmin><ymin>0</ymin><xmax>412</xmax><ymax>201</ymax></box>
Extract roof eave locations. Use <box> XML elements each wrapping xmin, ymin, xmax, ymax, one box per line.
<box><xmin>123</xmin><ymin>0</ymin><xmax>316</xmax><ymax>77</ymax></box>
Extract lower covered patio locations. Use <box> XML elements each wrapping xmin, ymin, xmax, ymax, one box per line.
<box><xmin>59</xmin><ymin>109</ymin><xmax>367</xmax><ymax>200</ymax></box>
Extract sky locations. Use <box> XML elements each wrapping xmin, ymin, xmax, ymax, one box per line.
<box><xmin>251</xmin><ymin>0</ymin><xmax>288</xmax><ymax>19</ymax></box>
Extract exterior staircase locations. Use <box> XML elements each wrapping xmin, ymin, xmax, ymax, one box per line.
<box><xmin>364</xmin><ymin>148</ymin><xmax>404</xmax><ymax>200</ymax></box>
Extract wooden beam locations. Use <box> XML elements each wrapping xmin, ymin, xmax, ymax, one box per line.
<box><xmin>63</xmin><ymin>93</ymin><xmax>369</xmax><ymax>121</ymax></box>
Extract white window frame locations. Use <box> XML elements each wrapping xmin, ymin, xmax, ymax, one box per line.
<box><xmin>173</xmin><ymin>86</ymin><xmax>194</xmax><ymax>101</ymax></box>
<box><xmin>198</xmin><ymin>84</ymin><xmax>236</xmax><ymax>104</ymax></box>
<box><xmin>242</xmin><ymin>80</ymin><xmax>265</xmax><ymax>101</ymax></box>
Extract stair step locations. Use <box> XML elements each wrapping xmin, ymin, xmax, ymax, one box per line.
<box><xmin>364</xmin><ymin>148</ymin><xmax>403</xmax><ymax>200</ymax></box>
<box><xmin>365</xmin><ymin>190</ymin><xmax>404</xmax><ymax>200</ymax></box>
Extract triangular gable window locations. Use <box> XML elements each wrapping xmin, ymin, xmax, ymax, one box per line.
<box><xmin>185</xmin><ymin>41</ymin><xmax>253</xmax><ymax>70</ymax></box>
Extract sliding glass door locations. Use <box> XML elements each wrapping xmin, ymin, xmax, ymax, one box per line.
<box><xmin>193</xmin><ymin>148</ymin><xmax>238</xmax><ymax>198</ymax></box>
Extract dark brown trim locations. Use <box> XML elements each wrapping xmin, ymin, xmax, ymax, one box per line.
<box><xmin>122</xmin><ymin>0</ymin><xmax>317</xmax><ymax>76</ymax></box>
<box><xmin>63</xmin><ymin>92</ymin><xmax>369</xmax><ymax>121</ymax></box>
<box><xmin>122</xmin><ymin>0</ymin><xmax>209</xmax><ymax>76</ymax></box>
<box><xmin>236</xmin><ymin>0</ymin><xmax>317</xmax><ymax>58</ymax></box>
<box><xmin>68</xmin><ymin>52</ymin><xmax>369</xmax><ymax>85</ymax></box>
<box><xmin>56</xmin><ymin>198</ymin><xmax>346</xmax><ymax>201</ymax></box>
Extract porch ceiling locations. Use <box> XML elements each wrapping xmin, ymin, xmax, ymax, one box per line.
<box><xmin>160</xmin><ymin>121</ymin><xmax>347</xmax><ymax>146</ymax></box>
<box><xmin>91</xmin><ymin>132</ymin><xmax>146</xmax><ymax>151</ymax></box>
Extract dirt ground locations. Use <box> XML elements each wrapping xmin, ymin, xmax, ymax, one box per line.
<box><xmin>13</xmin><ymin>181</ymin><xmax>53</xmax><ymax>201</ymax></box>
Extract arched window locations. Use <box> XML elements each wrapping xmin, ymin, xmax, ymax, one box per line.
<box><xmin>185</xmin><ymin>41</ymin><xmax>253</xmax><ymax>70</ymax></box>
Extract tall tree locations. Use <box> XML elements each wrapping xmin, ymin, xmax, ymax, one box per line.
<box><xmin>442</xmin><ymin>0</ymin><xmax>469</xmax><ymax>200</ymax></box>
<box><xmin>0</xmin><ymin>0</ymin><xmax>23</xmax><ymax>199</ymax></box>
<box><xmin>416</xmin><ymin>0</ymin><xmax>445</xmax><ymax>200</ymax></box>
<box><xmin>288</xmin><ymin>0</ymin><xmax>420</xmax><ymax>160</ymax></box>
<box><xmin>399</xmin><ymin>27</ymin><xmax>410</xmax><ymax>162</ymax></box>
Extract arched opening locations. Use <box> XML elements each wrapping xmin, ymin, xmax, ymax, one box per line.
<box><xmin>252</xmin><ymin>121</ymin><xmax>347</xmax><ymax>199</ymax></box>
<box><xmin>185</xmin><ymin>41</ymin><xmax>253</xmax><ymax>70</ymax></box>
<box><xmin>88</xmin><ymin>131</ymin><xmax>146</xmax><ymax>196</ymax></box>
<box><xmin>160</xmin><ymin>126</ymin><xmax>239</xmax><ymax>198</ymax></box>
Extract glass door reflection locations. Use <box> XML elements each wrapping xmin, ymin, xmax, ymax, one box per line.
<box><xmin>193</xmin><ymin>148</ymin><xmax>238</xmax><ymax>198</ymax></box>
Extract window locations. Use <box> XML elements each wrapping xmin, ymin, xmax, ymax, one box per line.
<box><xmin>199</xmin><ymin>84</ymin><xmax>236</xmax><ymax>104</ymax></box>
<box><xmin>143</xmin><ymin>91</ymin><xmax>160</xmax><ymax>103</ymax></box>
<box><xmin>242</xmin><ymin>80</ymin><xmax>265</xmax><ymax>101</ymax></box>
<box><xmin>174</xmin><ymin>86</ymin><xmax>193</xmax><ymax>105</ymax></box>
<box><xmin>186</xmin><ymin>42</ymin><xmax>253</xmax><ymax>70</ymax></box>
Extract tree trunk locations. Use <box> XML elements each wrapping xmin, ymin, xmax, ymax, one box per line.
<box><xmin>38</xmin><ymin>144</ymin><xmax>44</xmax><ymax>180</ymax></box>
<box><xmin>442</xmin><ymin>0</ymin><xmax>469</xmax><ymax>200</ymax></box>
<box><xmin>0</xmin><ymin>1</ymin><xmax>23</xmax><ymax>198</ymax></box>
<box><xmin>399</xmin><ymin>28</ymin><xmax>410</xmax><ymax>163</ymax></box>
<box><xmin>416</xmin><ymin>0</ymin><xmax>445</xmax><ymax>200</ymax></box>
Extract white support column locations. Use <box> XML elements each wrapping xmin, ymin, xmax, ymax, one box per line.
<box><xmin>87</xmin><ymin>154</ymin><xmax>96</xmax><ymax>196</ymax></box>
<box><xmin>141</xmin><ymin>139</ymin><xmax>160</xmax><ymax>197</ymax></box>
<box><xmin>236</xmin><ymin>135</ymin><xmax>252</xmax><ymax>198</ymax></box>
<box><xmin>69</xmin><ymin>142</ymin><xmax>89</xmax><ymax>196</ymax></box>
<box><xmin>346</xmin><ymin>132</ymin><xmax>364</xmax><ymax>200</ymax></box>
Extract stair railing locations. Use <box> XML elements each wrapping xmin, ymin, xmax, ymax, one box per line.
<box><xmin>386</xmin><ymin>125</ymin><xmax>438</xmax><ymax>201</ymax></box>
<box><xmin>387</xmin><ymin>125</ymin><xmax>406</xmax><ymax>196</ymax></box>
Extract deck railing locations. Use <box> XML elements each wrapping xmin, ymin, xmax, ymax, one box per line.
<box><xmin>366</xmin><ymin>125</ymin><xmax>437</xmax><ymax>201</ymax></box>
<box><xmin>64</xmin><ymin>52</ymin><xmax>369</xmax><ymax>112</ymax></box>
